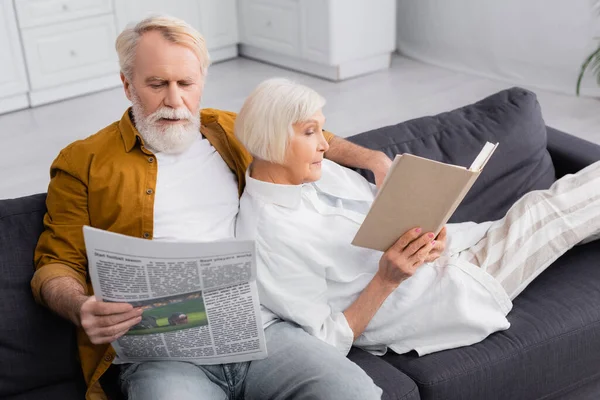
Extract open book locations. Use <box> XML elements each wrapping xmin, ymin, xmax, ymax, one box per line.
<box><xmin>352</xmin><ymin>142</ymin><xmax>498</xmax><ymax>252</ymax></box>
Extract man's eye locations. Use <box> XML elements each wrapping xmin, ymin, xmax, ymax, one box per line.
<box><xmin>150</xmin><ymin>84</ymin><xmax>164</xmax><ymax>89</ymax></box>
<box><xmin>306</xmin><ymin>130</ymin><xmax>314</xmax><ymax>135</ymax></box>
<box><xmin>179</xmin><ymin>82</ymin><xmax>192</xmax><ymax>87</ymax></box>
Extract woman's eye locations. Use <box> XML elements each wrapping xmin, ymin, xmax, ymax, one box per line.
<box><xmin>306</xmin><ymin>131</ymin><xmax>314</xmax><ymax>135</ymax></box>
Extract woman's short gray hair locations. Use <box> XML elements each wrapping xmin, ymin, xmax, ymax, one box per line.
<box><xmin>235</xmin><ymin>78</ymin><xmax>326</xmax><ymax>164</ymax></box>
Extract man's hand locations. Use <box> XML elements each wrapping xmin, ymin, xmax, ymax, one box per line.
<box><xmin>424</xmin><ymin>227</ymin><xmax>447</xmax><ymax>263</ymax></box>
<box><xmin>370</xmin><ymin>151</ymin><xmax>393</xmax><ymax>188</ymax></box>
<box><xmin>376</xmin><ymin>227</ymin><xmax>435</xmax><ymax>288</ymax></box>
<box><xmin>323</xmin><ymin>137</ymin><xmax>392</xmax><ymax>188</ymax></box>
<box><xmin>80</xmin><ymin>296</ymin><xmax>143</xmax><ymax>344</ymax></box>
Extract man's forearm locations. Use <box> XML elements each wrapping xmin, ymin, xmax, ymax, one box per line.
<box><xmin>325</xmin><ymin>136</ymin><xmax>389</xmax><ymax>170</ymax></box>
<box><xmin>41</xmin><ymin>276</ymin><xmax>88</xmax><ymax>327</ymax></box>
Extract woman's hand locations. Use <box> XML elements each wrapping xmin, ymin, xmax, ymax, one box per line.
<box><xmin>424</xmin><ymin>226</ymin><xmax>447</xmax><ymax>263</ymax></box>
<box><xmin>376</xmin><ymin>227</ymin><xmax>435</xmax><ymax>288</ymax></box>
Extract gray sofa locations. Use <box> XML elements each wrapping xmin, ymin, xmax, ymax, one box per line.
<box><xmin>1</xmin><ymin>88</ymin><xmax>599</xmax><ymax>400</ymax></box>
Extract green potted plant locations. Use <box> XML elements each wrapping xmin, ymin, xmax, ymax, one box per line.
<box><xmin>576</xmin><ymin>47</ymin><xmax>600</xmax><ymax>96</ymax></box>
<box><xmin>576</xmin><ymin>2</ymin><xmax>600</xmax><ymax>96</ymax></box>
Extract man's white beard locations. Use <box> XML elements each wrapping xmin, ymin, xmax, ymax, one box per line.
<box><xmin>130</xmin><ymin>90</ymin><xmax>201</xmax><ymax>154</ymax></box>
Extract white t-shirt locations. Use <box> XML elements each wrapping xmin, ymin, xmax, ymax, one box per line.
<box><xmin>153</xmin><ymin>135</ymin><xmax>239</xmax><ymax>242</ymax></box>
<box><xmin>236</xmin><ymin>159</ymin><xmax>512</xmax><ymax>357</ymax></box>
<box><xmin>114</xmin><ymin>136</ymin><xmax>239</xmax><ymax>365</ymax></box>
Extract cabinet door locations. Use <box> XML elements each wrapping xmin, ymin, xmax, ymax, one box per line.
<box><xmin>21</xmin><ymin>15</ymin><xmax>118</xmax><ymax>90</ymax></box>
<box><xmin>199</xmin><ymin>0</ymin><xmax>238</xmax><ymax>49</ymax></box>
<box><xmin>238</xmin><ymin>0</ymin><xmax>301</xmax><ymax>57</ymax></box>
<box><xmin>14</xmin><ymin>0</ymin><xmax>112</xmax><ymax>28</ymax></box>
<box><xmin>0</xmin><ymin>0</ymin><xmax>29</xmax><ymax>98</ymax></box>
<box><xmin>299</xmin><ymin>0</ymin><xmax>330</xmax><ymax>63</ymax></box>
<box><xmin>114</xmin><ymin>0</ymin><xmax>238</xmax><ymax>50</ymax></box>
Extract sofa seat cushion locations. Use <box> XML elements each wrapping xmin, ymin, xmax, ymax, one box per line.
<box><xmin>382</xmin><ymin>241</ymin><xmax>600</xmax><ymax>400</ymax></box>
<box><xmin>347</xmin><ymin>87</ymin><xmax>556</xmax><ymax>223</ymax></box>
<box><xmin>0</xmin><ymin>194</ymin><xmax>85</xmax><ymax>399</ymax></box>
<box><xmin>348</xmin><ymin>347</ymin><xmax>420</xmax><ymax>400</ymax></box>
<box><xmin>5</xmin><ymin>380</ymin><xmax>87</xmax><ymax>400</ymax></box>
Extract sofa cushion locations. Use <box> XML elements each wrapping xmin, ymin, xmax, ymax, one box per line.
<box><xmin>348</xmin><ymin>347</ymin><xmax>420</xmax><ymax>400</ymax></box>
<box><xmin>382</xmin><ymin>240</ymin><xmax>600</xmax><ymax>399</ymax></box>
<box><xmin>0</xmin><ymin>194</ymin><xmax>85</xmax><ymax>399</ymax></box>
<box><xmin>6</xmin><ymin>381</ymin><xmax>86</xmax><ymax>400</ymax></box>
<box><xmin>347</xmin><ymin>87</ymin><xmax>556</xmax><ymax>223</ymax></box>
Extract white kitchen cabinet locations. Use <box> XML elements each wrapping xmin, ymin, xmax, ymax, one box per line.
<box><xmin>0</xmin><ymin>0</ymin><xmax>29</xmax><ymax>114</ymax></box>
<box><xmin>21</xmin><ymin>15</ymin><xmax>119</xmax><ymax>91</ymax></box>
<box><xmin>14</xmin><ymin>0</ymin><xmax>120</xmax><ymax>107</ymax></box>
<box><xmin>238</xmin><ymin>0</ymin><xmax>397</xmax><ymax>81</ymax></box>
<box><xmin>14</xmin><ymin>0</ymin><xmax>113</xmax><ymax>28</ymax></box>
<box><xmin>114</xmin><ymin>0</ymin><xmax>239</xmax><ymax>63</ymax></box>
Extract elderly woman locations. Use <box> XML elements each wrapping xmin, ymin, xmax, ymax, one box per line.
<box><xmin>235</xmin><ymin>78</ymin><xmax>600</xmax><ymax>357</ymax></box>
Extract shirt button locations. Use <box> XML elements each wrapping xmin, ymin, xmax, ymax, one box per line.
<box><xmin>148</xmin><ymin>157</ymin><xmax>154</xmax><ymax>163</ymax></box>
<box><xmin>143</xmin><ymin>232</ymin><xmax>150</xmax><ymax>239</ymax></box>
<box><xmin>146</xmin><ymin>188</ymin><xmax>153</xmax><ymax>195</ymax></box>
<box><xmin>104</xmin><ymin>354</ymin><xmax>114</xmax><ymax>362</ymax></box>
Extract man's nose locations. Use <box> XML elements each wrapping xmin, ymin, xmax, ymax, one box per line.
<box><xmin>164</xmin><ymin>82</ymin><xmax>184</xmax><ymax>108</ymax></box>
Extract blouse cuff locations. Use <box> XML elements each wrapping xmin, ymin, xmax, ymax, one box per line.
<box><xmin>329</xmin><ymin>311</ymin><xmax>355</xmax><ymax>356</ymax></box>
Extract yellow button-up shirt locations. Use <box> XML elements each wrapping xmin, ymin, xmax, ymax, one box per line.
<box><xmin>31</xmin><ymin>108</ymin><xmax>334</xmax><ymax>400</ymax></box>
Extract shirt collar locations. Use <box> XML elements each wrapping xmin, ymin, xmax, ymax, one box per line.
<box><xmin>119</xmin><ymin>108</ymin><xmax>144</xmax><ymax>153</ymax></box>
<box><xmin>244</xmin><ymin>169</ymin><xmax>304</xmax><ymax>209</ymax></box>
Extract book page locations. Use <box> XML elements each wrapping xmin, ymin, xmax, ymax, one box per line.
<box><xmin>469</xmin><ymin>142</ymin><xmax>498</xmax><ymax>171</ymax></box>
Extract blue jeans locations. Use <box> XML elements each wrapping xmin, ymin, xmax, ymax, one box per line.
<box><xmin>119</xmin><ymin>320</ymin><xmax>382</xmax><ymax>400</ymax></box>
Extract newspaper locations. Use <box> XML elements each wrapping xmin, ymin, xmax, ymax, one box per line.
<box><xmin>83</xmin><ymin>226</ymin><xmax>267</xmax><ymax>364</ymax></box>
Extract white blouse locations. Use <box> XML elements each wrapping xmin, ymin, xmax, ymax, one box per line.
<box><xmin>236</xmin><ymin>159</ymin><xmax>513</xmax><ymax>357</ymax></box>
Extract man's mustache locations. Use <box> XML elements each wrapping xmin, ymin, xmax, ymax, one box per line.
<box><xmin>147</xmin><ymin>107</ymin><xmax>194</xmax><ymax>123</ymax></box>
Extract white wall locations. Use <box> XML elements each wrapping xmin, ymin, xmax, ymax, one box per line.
<box><xmin>396</xmin><ymin>0</ymin><xmax>600</xmax><ymax>97</ymax></box>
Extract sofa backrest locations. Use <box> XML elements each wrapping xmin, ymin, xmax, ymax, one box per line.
<box><xmin>347</xmin><ymin>87</ymin><xmax>556</xmax><ymax>223</ymax></box>
<box><xmin>0</xmin><ymin>194</ymin><xmax>85</xmax><ymax>399</ymax></box>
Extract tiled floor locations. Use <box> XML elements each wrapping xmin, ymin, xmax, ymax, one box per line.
<box><xmin>1</xmin><ymin>55</ymin><xmax>599</xmax><ymax>200</ymax></box>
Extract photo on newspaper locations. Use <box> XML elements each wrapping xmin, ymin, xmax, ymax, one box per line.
<box><xmin>83</xmin><ymin>226</ymin><xmax>267</xmax><ymax>365</ymax></box>
<box><xmin>126</xmin><ymin>291</ymin><xmax>207</xmax><ymax>336</ymax></box>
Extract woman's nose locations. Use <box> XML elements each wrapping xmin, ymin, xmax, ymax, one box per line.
<box><xmin>320</xmin><ymin>132</ymin><xmax>330</xmax><ymax>153</ymax></box>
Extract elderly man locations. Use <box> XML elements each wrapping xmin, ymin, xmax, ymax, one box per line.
<box><xmin>31</xmin><ymin>15</ymin><xmax>392</xmax><ymax>400</ymax></box>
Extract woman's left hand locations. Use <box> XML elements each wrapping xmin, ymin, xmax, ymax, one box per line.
<box><xmin>424</xmin><ymin>226</ymin><xmax>447</xmax><ymax>263</ymax></box>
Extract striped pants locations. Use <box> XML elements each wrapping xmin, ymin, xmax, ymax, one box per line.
<box><xmin>459</xmin><ymin>160</ymin><xmax>600</xmax><ymax>300</ymax></box>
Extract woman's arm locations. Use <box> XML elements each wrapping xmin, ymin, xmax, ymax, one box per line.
<box><xmin>343</xmin><ymin>228</ymin><xmax>435</xmax><ymax>339</ymax></box>
<box><xmin>258</xmin><ymin>227</ymin><xmax>435</xmax><ymax>349</ymax></box>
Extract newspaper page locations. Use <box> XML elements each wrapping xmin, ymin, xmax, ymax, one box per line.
<box><xmin>83</xmin><ymin>226</ymin><xmax>267</xmax><ymax>364</ymax></box>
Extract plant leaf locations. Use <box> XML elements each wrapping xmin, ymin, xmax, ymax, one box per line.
<box><xmin>590</xmin><ymin>48</ymin><xmax>600</xmax><ymax>85</ymax></box>
<box><xmin>576</xmin><ymin>47</ymin><xmax>600</xmax><ymax>95</ymax></box>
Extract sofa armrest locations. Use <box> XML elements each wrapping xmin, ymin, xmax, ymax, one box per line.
<box><xmin>546</xmin><ymin>126</ymin><xmax>600</xmax><ymax>178</ymax></box>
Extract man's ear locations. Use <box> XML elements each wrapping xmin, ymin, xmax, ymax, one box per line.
<box><xmin>121</xmin><ymin>72</ymin><xmax>133</xmax><ymax>102</ymax></box>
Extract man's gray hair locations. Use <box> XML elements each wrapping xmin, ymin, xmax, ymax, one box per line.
<box><xmin>235</xmin><ymin>78</ymin><xmax>326</xmax><ymax>164</ymax></box>
<box><xmin>115</xmin><ymin>15</ymin><xmax>210</xmax><ymax>80</ymax></box>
